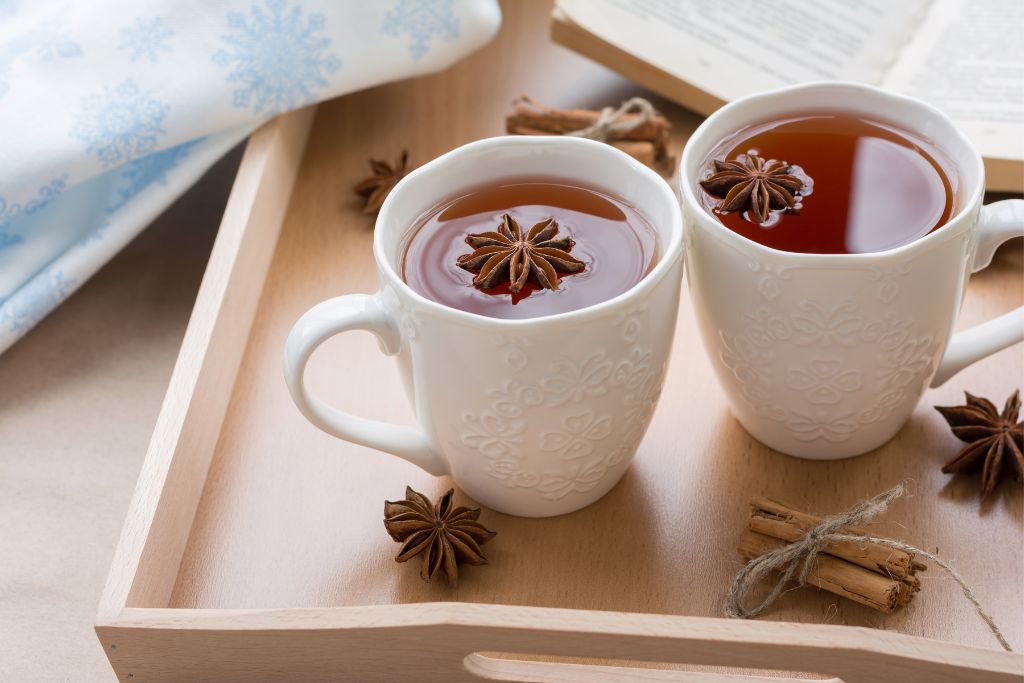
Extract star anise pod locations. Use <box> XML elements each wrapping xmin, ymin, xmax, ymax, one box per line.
<box><xmin>935</xmin><ymin>390</ymin><xmax>1023</xmax><ymax>499</ymax></box>
<box><xmin>457</xmin><ymin>214</ymin><xmax>585</xmax><ymax>293</ymax></box>
<box><xmin>383</xmin><ymin>486</ymin><xmax>496</xmax><ymax>587</ymax></box>
<box><xmin>699</xmin><ymin>154</ymin><xmax>806</xmax><ymax>224</ymax></box>
<box><xmin>353</xmin><ymin>150</ymin><xmax>410</xmax><ymax>214</ymax></box>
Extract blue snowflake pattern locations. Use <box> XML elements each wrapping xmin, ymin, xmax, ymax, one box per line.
<box><xmin>33</xmin><ymin>35</ymin><xmax>82</xmax><ymax>62</ymax></box>
<box><xmin>212</xmin><ymin>0</ymin><xmax>341</xmax><ymax>116</ymax></box>
<box><xmin>0</xmin><ymin>175</ymin><xmax>69</xmax><ymax>248</ymax></box>
<box><xmin>78</xmin><ymin>221</ymin><xmax>110</xmax><ymax>247</ymax></box>
<box><xmin>72</xmin><ymin>80</ymin><xmax>169</xmax><ymax>168</ymax></box>
<box><xmin>0</xmin><ymin>26</ymin><xmax>81</xmax><ymax>99</ymax></box>
<box><xmin>118</xmin><ymin>17</ymin><xmax>174</xmax><ymax>63</ymax></box>
<box><xmin>1</xmin><ymin>267</ymin><xmax>74</xmax><ymax>334</ymax></box>
<box><xmin>0</xmin><ymin>2</ymin><xmax>21</xmax><ymax>21</ymax></box>
<box><xmin>381</xmin><ymin>0</ymin><xmax>459</xmax><ymax>62</ymax></box>
<box><xmin>106</xmin><ymin>138</ymin><xmax>203</xmax><ymax>213</ymax></box>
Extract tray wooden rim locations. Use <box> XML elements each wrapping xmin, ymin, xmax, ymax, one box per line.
<box><xmin>94</xmin><ymin>110</ymin><xmax>1023</xmax><ymax>682</ymax></box>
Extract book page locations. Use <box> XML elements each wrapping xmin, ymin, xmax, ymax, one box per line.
<box><xmin>882</xmin><ymin>0</ymin><xmax>1024</xmax><ymax>162</ymax></box>
<box><xmin>557</xmin><ymin>0</ymin><xmax>930</xmax><ymax>101</ymax></box>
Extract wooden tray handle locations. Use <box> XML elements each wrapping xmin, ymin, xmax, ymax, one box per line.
<box><xmin>464</xmin><ymin>652</ymin><xmax>837</xmax><ymax>682</ymax></box>
<box><xmin>452</xmin><ymin>612</ymin><xmax>1020</xmax><ymax>683</ymax></box>
<box><xmin>100</xmin><ymin>605</ymin><xmax>1022</xmax><ymax>682</ymax></box>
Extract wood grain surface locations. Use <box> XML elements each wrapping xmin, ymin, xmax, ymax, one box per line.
<box><xmin>98</xmin><ymin>108</ymin><xmax>316</xmax><ymax>623</ymax></box>
<box><xmin>167</xmin><ymin>0</ymin><xmax>1021</xmax><ymax>658</ymax></box>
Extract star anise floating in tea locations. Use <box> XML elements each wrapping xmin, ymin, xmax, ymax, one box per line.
<box><xmin>457</xmin><ymin>214</ymin><xmax>585</xmax><ymax>292</ymax></box>
<box><xmin>935</xmin><ymin>390</ymin><xmax>1023</xmax><ymax>499</ymax></box>
<box><xmin>383</xmin><ymin>486</ymin><xmax>496</xmax><ymax>587</ymax></box>
<box><xmin>699</xmin><ymin>154</ymin><xmax>807</xmax><ymax>224</ymax></box>
<box><xmin>354</xmin><ymin>150</ymin><xmax>411</xmax><ymax>214</ymax></box>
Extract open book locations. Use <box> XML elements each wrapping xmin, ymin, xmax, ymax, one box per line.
<box><xmin>552</xmin><ymin>0</ymin><xmax>1023</xmax><ymax>192</ymax></box>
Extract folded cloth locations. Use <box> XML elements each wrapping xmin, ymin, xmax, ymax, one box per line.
<box><xmin>0</xmin><ymin>0</ymin><xmax>500</xmax><ymax>354</ymax></box>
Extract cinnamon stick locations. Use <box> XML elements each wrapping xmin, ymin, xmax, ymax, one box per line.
<box><xmin>747</xmin><ymin>496</ymin><xmax>927</xmax><ymax>579</ymax></box>
<box><xmin>507</xmin><ymin>122</ymin><xmax>656</xmax><ymax>168</ymax></box>
<box><xmin>505</xmin><ymin>96</ymin><xmax>672</xmax><ymax>166</ymax></box>
<box><xmin>610</xmin><ymin>141</ymin><xmax>656</xmax><ymax>169</ymax></box>
<box><xmin>738</xmin><ymin>529</ymin><xmax>919</xmax><ymax>613</ymax></box>
<box><xmin>508</xmin><ymin>98</ymin><xmax>670</xmax><ymax>144</ymax></box>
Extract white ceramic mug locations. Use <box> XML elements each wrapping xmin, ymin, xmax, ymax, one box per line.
<box><xmin>284</xmin><ymin>136</ymin><xmax>683</xmax><ymax>517</ymax></box>
<box><xmin>680</xmin><ymin>81</ymin><xmax>1024</xmax><ymax>459</ymax></box>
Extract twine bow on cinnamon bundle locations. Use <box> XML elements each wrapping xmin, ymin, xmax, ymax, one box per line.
<box><xmin>726</xmin><ymin>485</ymin><xmax>1013</xmax><ymax>652</ymax></box>
<box><xmin>506</xmin><ymin>96</ymin><xmax>675</xmax><ymax>175</ymax></box>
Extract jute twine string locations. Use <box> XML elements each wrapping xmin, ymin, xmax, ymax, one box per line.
<box><xmin>567</xmin><ymin>96</ymin><xmax>656</xmax><ymax>140</ymax></box>
<box><xmin>724</xmin><ymin>484</ymin><xmax>1013</xmax><ymax>652</ymax></box>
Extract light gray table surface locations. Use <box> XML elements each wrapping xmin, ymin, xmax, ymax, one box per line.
<box><xmin>0</xmin><ymin>150</ymin><xmax>241</xmax><ymax>682</ymax></box>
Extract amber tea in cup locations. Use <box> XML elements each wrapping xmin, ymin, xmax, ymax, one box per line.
<box><xmin>402</xmin><ymin>180</ymin><xmax>659</xmax><ymax>319</ymax></box>
<box><xmin>697</xmin><ymin>113</ymin><xmax>956</xmax><ymax>254</ymax></box>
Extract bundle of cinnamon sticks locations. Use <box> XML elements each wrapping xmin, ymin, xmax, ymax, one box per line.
<box><xmin>506</xmin><ymin>96</ymin><xmax>674</xmax><ymax>174</ymax></box>
<box><xmin>738</xmin><ymin>496</ymin><xmax>928</xmax><ymax>613</ymax></box>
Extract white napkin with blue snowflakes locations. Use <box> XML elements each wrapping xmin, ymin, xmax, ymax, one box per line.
<box><xmin>0</xmin><ymin>0</ymin><xmax>500</xmax><ymax>354</ymax></box>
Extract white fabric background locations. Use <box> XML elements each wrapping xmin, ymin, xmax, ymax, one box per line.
<box><xmin>0</xmin><ymin>0</ymin><xmax>501</xmax><ymax>354</ymax></box>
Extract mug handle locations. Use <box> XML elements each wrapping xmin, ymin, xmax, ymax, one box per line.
<box><xmin>283</xmin><ymin>294</ymin><xmax>449</xmax><ymax>475</ymax></box>
<box><xmin>931</xmin><ymin>199</ymin><xmax>1024</xmax><ymax>387</ymax></box>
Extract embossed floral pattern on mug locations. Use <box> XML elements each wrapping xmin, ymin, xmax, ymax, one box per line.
<box><xmin>786</xmin><ymin>358</ymin><xmax>862</xmax><ymax>405</ymax></box>
<box><xmin>716</xmin><ymin>260</ymin><xmax>941</xmax><ymax>444</ymax></box>
<box><xmin>458</xmin><ymin>331</ymin><xmax>666</xmax><ymax>501</ymax></box>
<box><xmin>540</xmin><ymin>411</ymin><xmax>613</xmax><ymax>460</ymax></box>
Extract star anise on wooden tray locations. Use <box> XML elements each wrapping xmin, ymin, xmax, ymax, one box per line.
<box><xmin>457</xmin><ymin>214</ymin><xmax>585</xmax><ymax>293</ymax></box>
<box><xmin>935</xmin><ymin>390</ymin><xmax>1023</xmax><ymax>499</ymax></box>
<box><xmin>383</xmin><ymin>486</ymin><xmax>496</xmax><ymax>587</ymax></box>
<box><xmin>699</xmin><ymin>154</ymin><xmax>806</xmax><ymax>224</ymax></box>
<box><xmin>353</xmin><ymin>150</ymin><xmax>410</xmax><ymax>214</ymax></box>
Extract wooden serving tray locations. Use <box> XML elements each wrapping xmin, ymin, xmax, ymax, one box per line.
<box><xmin>97</xmin><ymin>3</ymin><xmax>1023</xmax><ymax>681</ymax></box>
